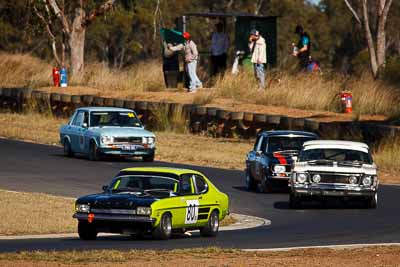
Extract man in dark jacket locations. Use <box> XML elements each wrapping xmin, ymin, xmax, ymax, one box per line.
<box><xmin>293</xmin><ymin>25</ymin><xmax>311</xmax><ymax>70</ymax></box>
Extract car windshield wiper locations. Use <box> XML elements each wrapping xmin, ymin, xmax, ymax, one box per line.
<box><xmin>144</xmin><ymin>189</ymin><xmax>172</xmax><ymax>193</ymax></box>
<box><xmin>278</xmin><ymin>150</ymin><xmax>298</xmax><ymax>154</ymax></box>
<box><xmin>112</xmin><ymin>187</ymin><xmax>143</xmax><ymax>193</ymax></box>
<box><xmin>307</xmin><ymin>159</ymin><xmax>335</xmax><ymax>165</ymax></box>
<box><xmin>338</xmin><ymin>160</ymin><xmax>363</xmax><ymax>167</ymax></box>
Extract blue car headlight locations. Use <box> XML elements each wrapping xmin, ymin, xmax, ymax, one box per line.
<box><xmin>142</xmin><ymin>137</ymin><xmax>155</xmax><ymax>145</ymax></box>
<box><xmin>273</xmin><ymin>165</ymin><xmax>286</xmax><ymax>173</ymax></box>
<box><xmin>101</xmin><ymin>135</ymin><xmax>113</xmax><ymax>144</ymax></box>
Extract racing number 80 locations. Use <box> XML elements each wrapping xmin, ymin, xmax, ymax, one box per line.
<box><xmin>185</xmin><ymin>200</ymin><xmax>199</xmax><ymax>224</ymax></box>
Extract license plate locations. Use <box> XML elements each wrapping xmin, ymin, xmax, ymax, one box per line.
<box><xmin>122</xmin><ymin>145</ymin><xmax>138</xmax><ymax>151</ymax></box>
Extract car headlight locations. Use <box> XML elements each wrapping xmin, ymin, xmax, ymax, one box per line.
<box><xmin>76</xmin><ymin>204</ymin><xmax>90</xmax><ymax>213</ymax></box>
<box><xmin>101</xmin><ymin>135</ymin><xmax>113</xmax><ymax>144</ymax></box>
<box><xmin>273</xmin><ymin>165</ymin><xmax>286</xmax><ymax>173</ymax></box>
<box><xmin>136</xmin><ymin>206</ymin><xmax>151</xmax><ymax>215</ymax></box>
<box><xmin>148</xmin><ymin>137</ymin><xmax>155</xmax><ymax>145</ymax></box>
<box><xmin>297</xmin><ymin>173</ymin><xmax>308</xmax><ymax>184</ymax></box>
<box><xmin>362</xmin><ymin>176</ymin><xmax>372</xmax><ymax>186</ymax></box>
<box><xmin>142</xmin><ymin>137</ymin><xmax>155</xmax><ymax>145</ymax></box>
<box><xmin>312</xmin><ymin>174</ymin><xmax>321</xmax><ymax>183</ymax></box>
<box><xmin>349</xmin><ymin>176</ymin><xmax>358</xmax><ymax>185</ymax></box>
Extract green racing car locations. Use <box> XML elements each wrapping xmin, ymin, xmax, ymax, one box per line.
<box><xmin>73</xmin><ymin>167</ymin><xmax>230</xmax><ymax>240</ymax></box>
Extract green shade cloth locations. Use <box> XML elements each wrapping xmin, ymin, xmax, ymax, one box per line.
<box><xmin>160</xmin><ymin>28</ymin><xmax>185</xmax><ymax>44</ymax></box>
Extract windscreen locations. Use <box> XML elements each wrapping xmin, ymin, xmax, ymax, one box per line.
<box><xmin>301</xmin><ymin>148</ymin><xmax>372</xmax><ymax>164</ymax></box>
<box><xmin>112</xmin><ymin>175</ymin><xmax>178</xmax><ymax>193</ymax></box>
<box><xmin>90</xmin><ymin>111</ymin><xmax>142</xmax><ymax>127</ymax></box>
<box><xmin>268</xmin><ymin>136</ymin><xmax>315</xmax><ymax>153</ymax></box>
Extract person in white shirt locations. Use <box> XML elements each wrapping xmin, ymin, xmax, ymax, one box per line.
<box><xmin>210</xmin><ymin>22</ymin><xmax>229</xmax><ymax>77</ymax></box>
<box><xmin>248</xmin><ymin>29</ymin><xmax>267</xmax><ymax>89</ymax></box>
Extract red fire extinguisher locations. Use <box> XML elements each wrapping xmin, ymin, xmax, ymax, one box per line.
<box><xmin>340</xmin><ymin>91</ymin><xmax>352</xmax><ymax>113</ymax></box>
<box><xmin>52</xmin><ymin>67</ymin><xmax>60</xmax><ymax>87</ymax></box>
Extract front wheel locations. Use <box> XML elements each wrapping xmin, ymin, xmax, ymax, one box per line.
<box><xmin>258</xmin><ymin>175</ymin><xmax>273</xmax><ymax>193</ymax></box>
<box><xmin>200</xmin><ymin>210</ymin><xmax>219</xmax><ymax>237</ymax></box>
<box><xmin>143</xmin><ymin>153</ymin><xmax>155</xmax><ymax>162</ymax></box>
<box><xmin>364</xmin><ymin>193</ymin><xmax>378</xmax><ymax>209</ymax></box>
<box><xmin>63</xmin><ymin>139</ymin><xmax>74</xmax><ymax>157</ymax></box>
<box><xmin>245</xmin><ymin>170</ymin><xmax>256</xmax><ymax>191</ymax></box>
<box><xmin>88</xmin><ymin>141</ymin><xmax>100</xmax><ymax>161</ymax></box>
<box><xmin>78</xmin><ymin>221</ymin><xmax>97</xmax><ymax>240</ymax></box>
<box><xmin>152</xmin><ymin>213</ymin><xmax>172</xmax><ymax>240</ymax></box>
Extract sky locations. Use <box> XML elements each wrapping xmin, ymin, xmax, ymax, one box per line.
<box><xmin>308</xmin><ymin>0</ymin><xmax>321</xmax><ymax>5</ymax></box>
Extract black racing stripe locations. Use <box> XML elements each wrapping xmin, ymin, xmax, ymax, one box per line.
<box><xmin>198</xmin><ymin>207</ymin><xmax>210</xmax><ymax>213</ymax></box>
<box><xmin>198</xmin><ymin>214</ymin><xmax>208</xmax><ymax>220</ymax></box>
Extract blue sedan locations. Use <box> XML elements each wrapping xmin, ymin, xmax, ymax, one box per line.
<box><xmin>60</xmin><ymin>107</ymin><xmax>156</xmax><ymax>161</ymax></box>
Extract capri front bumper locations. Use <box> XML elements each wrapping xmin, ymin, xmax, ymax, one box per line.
<box><xmin>73</xmin><ymin>213</ymin><xmax>155</xmax><ymax>223</ymax></box>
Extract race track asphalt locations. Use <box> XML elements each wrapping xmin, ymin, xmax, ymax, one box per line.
<box><xmin>0</xmin><ymin>138</ymin><xmax>399</xmax><ymax>252</ymax></box>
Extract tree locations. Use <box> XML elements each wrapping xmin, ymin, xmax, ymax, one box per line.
<box><xmin>344</xmin><ymin>0</ymin><xmax>393</xmax><ymax>78</ymax></box>
<box><xmin>31</xmin><ymin>0</ymin><xmax>117</xmax><ymax>76</ymax></box>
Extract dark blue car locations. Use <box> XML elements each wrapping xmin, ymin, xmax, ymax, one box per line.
<box><xmin>245</xmin><ymin>130</ymin><xmax>319</xmax><ymax>192</ymax></box>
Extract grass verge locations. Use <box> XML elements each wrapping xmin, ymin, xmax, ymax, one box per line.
<box><xmin>1</xmin><ymin>53</ymin><xmax>399</xmax><ymax>120</ymax></box>
<box><xmin>0</xmin><ymin>190</ymin><xmax>75</xmax><ymax>235</ymax></box>
<box><xmin>0</xmin><ymin>189</ymin><xmax>235</xmax><ymax>235</ymax></box>
<box><xmin>0</xmin><ymin>246</ymin><xmax>399</xmax><ymax>266</ymax></box>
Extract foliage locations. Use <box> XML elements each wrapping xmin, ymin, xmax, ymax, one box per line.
<box><xmin>0</xmin><ymin>1</ymin><xmax>398</xmax><ymax>78</ymax></box>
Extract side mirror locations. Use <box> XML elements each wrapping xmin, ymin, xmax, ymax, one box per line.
<box><xmin>102</xmin><ymin>185</ymin><xmax>109</xmax><ymax>192</ymax></box>
<box><xmin>82</xmin><ymin>123</ymin><xmax>88</xmax><ymax>128</ymax></box>
<box><xmin>292</xmin><ymin>156</ymin><xmax>298</xmax><ymax>162</ymax></box>
<box><xmin>256</xmin><ymin>150</ymin><xmax>263</xmax><ymax>156</ymax></box>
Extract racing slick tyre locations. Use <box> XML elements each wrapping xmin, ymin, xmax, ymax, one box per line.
<box><xmin>200</xmin><ymin>210</ymin><xmax>219</xmax><ymax>237</ymax></box>
<box><xmin>63</xmin><ymin>139</ymin><xmax>74</xmax><ymax>157</ymax></box>
<box><xmin>88</xmin><ymin>141</ymin><xmax>100</xmax><ymax>161</ymax></box>
<box><xmin>143</xmin><ymin>153</ymin><xmax>155</xmax><ymax>162</ymax></box>
<box><xmin>365</xmin><ymin>192</ymin><xmax>378</xmax><ymax>209</ymax></box>
<box><xmin>258</xmin><ymin>175</ymin><xmax>273</xmax><ymax>193</ymax></box>
<box><xmin>289</xmin><ymin>192</ymin><xmax>302</xmax><ymax>209</ymax></box>
<box><xmin>78</xmin><ymin>221</ymin><xmax>97</xmax><ymax>240</ymax></box>
<box><xmin>245</xmin><ymin>170</ymin><xmax>256</xmax><ymax>191</ymax></box>
<box><xmin>152</xmin><ymin>213</ymin><xmax>172</xmax><ymax>240</ymax></box>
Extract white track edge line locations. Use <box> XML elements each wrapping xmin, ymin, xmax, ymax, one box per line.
<box><xmin>242</xmin><ymin>242</ymin><xmax>400</xmax><ymax>252</ymax></box>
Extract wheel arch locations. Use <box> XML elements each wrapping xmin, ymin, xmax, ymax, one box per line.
<box><xmin>89</xmin><ymin>137</ymin><xmax>100</xmax><ymax>148</ymax></box>
<box><xmin>152</xmin><ymin>209</ymin><xmax>173</xmax><ymax>229</ymax></box>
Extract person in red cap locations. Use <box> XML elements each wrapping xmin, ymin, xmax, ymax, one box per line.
<box><xmin>169</xmin><ymin>31</ymin><xmax>202</xmax><ymax>92</ymax></box>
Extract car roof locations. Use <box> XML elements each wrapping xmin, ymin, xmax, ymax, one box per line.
<box><xmin>259</xmin><ymin>130</ymin><xmax>318</xmax><ymax>138</ymax></box>
<box><xmin>77</xmin><ymin>107</ymin><xmax>134</xmax><ymax>112</ymax></box>
<box><xmin>303</xmin><ymin>140</ymin><xmax>370</xmax><ymax>152</ymax></box>
<box><xmin>118</xmin><ymin>167</ymin><xmax>204</xmax><ymax>176</ymax></box>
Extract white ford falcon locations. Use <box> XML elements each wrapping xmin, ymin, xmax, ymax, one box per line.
<box><xmin>289</xmin><ymin>140</ymin><xmax>379</xmax><ymax>209</ymax></box>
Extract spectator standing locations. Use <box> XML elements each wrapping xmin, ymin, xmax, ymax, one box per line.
<box><xmin>210</xmin><ymin>22</ymin><xmax>229</xmax><ymax>77</ymax></box>
<box><xmin>169</xmin><ymin>31</ymin><xmax>202</xmax><ymax>92</ymax></box>
<box><xmin>249</xmin><ymin>29</ymin><xmax>267</xmax><ymax>89</ymax></box>
<box><xmin>293</xmin><ymin>25</ymin><xmax>311</xmax><ymax>70</ymax></box>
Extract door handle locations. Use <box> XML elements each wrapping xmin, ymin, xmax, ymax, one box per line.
<box><xmin>198</xmin><ymin>196</ymin><xmax>203</xmax><ymax>200</ymax></box>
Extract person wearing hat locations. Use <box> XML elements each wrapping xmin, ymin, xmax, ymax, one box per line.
<box><xmin>293</xmin><ymin>25</ymin><xmax>311</xmax><ymax>70</ymax></box>
<box><xmin>168</xmin><ymin>31</ymin><xmax>202</xmax><ymax>92</ymax></box>
<box><xmin>249</xmin><ymin>29</ymin><xmax>267</xmax><ymax>89</ymax></box>
<box><xmin>210</xmin><ymin>22</ymin><xmax>229</xmax><ymax>77</ymax></box>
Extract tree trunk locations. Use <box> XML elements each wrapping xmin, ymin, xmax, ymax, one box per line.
<box><xmin>361</xmin><ymin>0</ymin><xmax>379</xmax><ymax>78</ymax></box>
<box><xmin>69</xmin><ymin>7</ymin><xmax>86</xmax><ymax>76</ymax></box>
